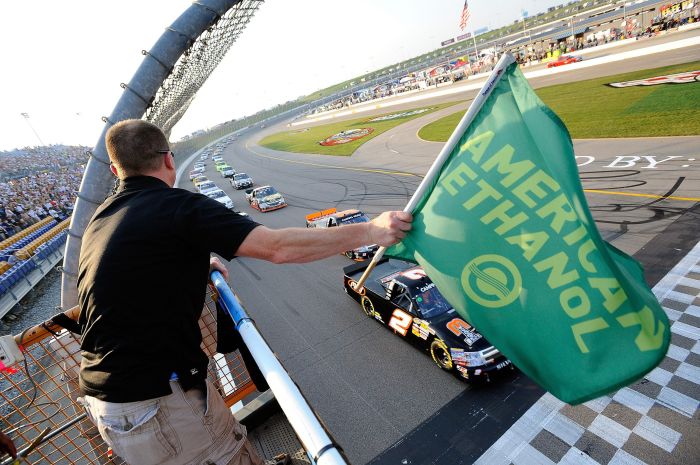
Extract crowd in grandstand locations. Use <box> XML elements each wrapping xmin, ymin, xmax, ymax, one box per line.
<box><xmin>310</xmin><ymin>55</ymin><xmax>499</xmax><ymax>115</ymax></box>
<box><xmin>310</xmin><ymin>4</ymin><xmax>700</xmax><ymax>115</ymax></box>
<box><xmin>0</xmin><ymin>146</ymin><xmax>87</xmax><ymax>241</ymax></box>
<box><xmin>517</xmin><ymin>9</ymin><xmax>700</xmax><ymax>64</ymax></box>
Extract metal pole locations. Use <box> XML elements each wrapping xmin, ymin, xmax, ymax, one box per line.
<box><xmin>20</xmin><ymin>113</ymin><xmax>45</xmax><ymax>146</ymax></box>
<box><xmin>571</xmin><ymin>14</ymin><xmax>575</xmax><ymax>48</ymax></box>
<box><xmin>353</xmin><ymin>53</ymin><xmax>517</xmax><ymax>292</ymax></box>
<box><xmin>0</xmin><ymin>414</ymin><xmax>88</xmax><ymax>465</ymax></box>
<box><xmin>211</xmin><ymin>271</ymin><xmax>347</xmax><ymax>465</ymax></box>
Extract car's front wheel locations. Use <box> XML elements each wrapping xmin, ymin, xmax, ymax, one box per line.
<box><xmin>430</xmin><ymin>339</ymin><xmax>453</xmax><ymax>371</ymax></box>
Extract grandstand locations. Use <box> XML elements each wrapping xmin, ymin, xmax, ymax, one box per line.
<box><xmin>0</xmin><ymin>217</ymin><xmax>69</xmax><ymax>317</ymax></box>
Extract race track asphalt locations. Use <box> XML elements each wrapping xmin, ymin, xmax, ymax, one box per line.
<box><xmin>177</xmin><ymin>29</ymin><xmax>699</xmax><ymax>465</ymax></box>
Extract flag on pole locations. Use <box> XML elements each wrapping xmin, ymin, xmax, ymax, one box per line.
<box><xmin>459</xmin><ymin>0</ymin><xmax>471</xmax><ymax>31</ymax></box>
<box><xmin>385</xmin><ymin>55</ymin><xmax>670</xmax><ymax>404</ymax></box>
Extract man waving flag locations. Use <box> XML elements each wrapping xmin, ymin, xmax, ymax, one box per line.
<box><xmin>356</xmin><ymin>54</ymin><xmax>670</xmax><ymax>404</ymax></box>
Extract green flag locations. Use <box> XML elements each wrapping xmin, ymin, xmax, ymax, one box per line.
<box><xmin>386</xmin><ymin>57</ymin><xmax>669</xmax><ymax>404</ymax></box>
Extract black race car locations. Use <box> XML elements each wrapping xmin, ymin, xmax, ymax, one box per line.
<box><xmin>344</xmin><ymin>258</ymin><xmax>513</xmax><ymax>381</ymax></box>
<box><xmin>306</xmin><ymin>208</ymin><xmax>379</xmax><ymax>260</ymax></box>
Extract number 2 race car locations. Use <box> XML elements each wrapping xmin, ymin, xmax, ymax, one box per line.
<box><xmin>344</xmin><ymin>259</ymin><xmax>513</xmax><ymax>381</ymax></box>
<box><xmin>305</xmin><ymin>208</ymin><xmax>379</xmax><ymax>260</ymax></box>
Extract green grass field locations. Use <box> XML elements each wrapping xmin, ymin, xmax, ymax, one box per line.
<box><xmin>418</xmin><ymin>61</ymin><xmax>700</xmax><ymax>141</ymax></box>
<box><xmin>258</xmin><ymin>102</ymin><xmax>461</xmax><ymax>156</ymax></box>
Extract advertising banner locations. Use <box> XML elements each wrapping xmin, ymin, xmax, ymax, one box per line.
<box><xmin>661</xmin><ymin>0</ymin><xmax>695</xmax><ymax>16</ymax></box>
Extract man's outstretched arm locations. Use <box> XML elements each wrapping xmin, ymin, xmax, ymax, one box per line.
<box><xmin>236</xmin><ymin>211</ymin><xmax>412</xmax><ymax>264</ymax></box>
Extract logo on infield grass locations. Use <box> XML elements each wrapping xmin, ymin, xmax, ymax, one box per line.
<box><xmin>461</xmin><ymin>254</ymin><xmax>521</xmax><ymax>308</ymax></box>
<box><xmin>608</xmin><ymin>70</ymin><xmax>700</xmax><ymax>87</ymax></box>
<box><xmin>319</xmin><ymin>128</ymin><xmax>374</xmax><ymax>146</ymax></box>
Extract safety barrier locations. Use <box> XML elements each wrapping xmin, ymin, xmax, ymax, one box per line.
<box><xmin>0</xmin><ymin>286</ymin><xmax>259</xmax><ymax>464</ymax></box>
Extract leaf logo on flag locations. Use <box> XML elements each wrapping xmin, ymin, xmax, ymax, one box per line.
<box><xmin>385</xmin><ymin>56</ymin><xmax>670</xmax><ymax>404</ymax></box>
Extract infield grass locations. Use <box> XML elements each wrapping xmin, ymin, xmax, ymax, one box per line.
<box><xmin>418</xmin><ymin>61</ymin><xmax>700</xmax><ymax>141</ymax></box>
<box><xmin>258</xmin><ymin>102</ymin><xmax>460</xmax><ymax>156</ymax></box>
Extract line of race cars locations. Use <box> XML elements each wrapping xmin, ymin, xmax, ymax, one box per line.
<box><xmin>189</xmin><ymin>151</ymin><xmax>287</xmax><ymax>213</ymax></box>
<box><xmin>189</xmin><ymin>144</ymin><xmax>515</xmax><ymax>384</ymax></box>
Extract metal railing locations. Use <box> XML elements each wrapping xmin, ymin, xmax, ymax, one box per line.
<box><xmin>211</xmin><ymin>271</ymin><xmax>348</xmax><ymax>465</ymax></box>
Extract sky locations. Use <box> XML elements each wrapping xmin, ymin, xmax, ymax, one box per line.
<box><xmin>0</xmin><ymin>0</ymin><xmax>561</xmax><ymax>151</ymax></box>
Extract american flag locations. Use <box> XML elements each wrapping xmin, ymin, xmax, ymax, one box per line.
<box><xmin>459</xmin><ymin>0</ymin><xmax>471</xmax><ymax>31</ymax></box>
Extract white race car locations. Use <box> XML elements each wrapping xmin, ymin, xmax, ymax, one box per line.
<box><xmin>205</xmin><ymin>188</ymin><xmax>235</xmax><ymax>210</ymax></box>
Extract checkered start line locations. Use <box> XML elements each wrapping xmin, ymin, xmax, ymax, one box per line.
<box><xmin>476</xmin><ymin>241</ymin><xmax>700</xmax><ymax>465</ymax></box>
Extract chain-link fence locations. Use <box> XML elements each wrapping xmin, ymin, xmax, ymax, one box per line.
<box><xmin>146</xmin><ymin>0</ymin><xmax>263</xmax><ymax>136</ymax></box>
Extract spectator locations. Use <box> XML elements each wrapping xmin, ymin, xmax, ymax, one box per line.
<box><xmin>0</xmin><ymin>145</ymin><xmax>86</xmax><ymax>240</ymax></box>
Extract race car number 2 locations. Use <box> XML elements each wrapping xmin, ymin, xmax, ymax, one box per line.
<box><xmin>388</xmin><ymin>309</ymin><xmax>413</xmax><ymax>336</ymax></box>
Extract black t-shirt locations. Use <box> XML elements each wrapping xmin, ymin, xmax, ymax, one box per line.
<box><xmin>77</xmin><ymin>176</ymin><xmax>259</xmax><ymax>402</ymax></box>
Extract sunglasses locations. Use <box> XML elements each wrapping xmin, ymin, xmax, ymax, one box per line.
<box><xmin>156</xmin><ymin>150</ymin><xmax>175</xmax><ymax>158</ymax></box>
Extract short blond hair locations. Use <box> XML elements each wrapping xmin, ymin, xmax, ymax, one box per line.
<box><xmin>105</xmin><ymin>120</ymin><xmax>169</xmax><ymax>176</ymax></box>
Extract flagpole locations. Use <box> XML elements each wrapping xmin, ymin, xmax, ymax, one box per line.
<box><xmin>352</xmin><ymin>53</ymin><xmax>517</xmax><ymax>292</ymax></box>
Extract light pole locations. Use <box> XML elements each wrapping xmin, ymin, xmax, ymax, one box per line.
<box><xmin>522</xmin><ymin>10</ymin><xmax>532</xmax><ymax>43</ymax></box>
<box><xmin>20</xmin><ymin>113</ymin><xmax>45</xmax><ymax>146</ymax></box>
<box><xmin>567</xmin><ymin>14</ymin><xmax>575</xmax><ymax>51</ymax></box>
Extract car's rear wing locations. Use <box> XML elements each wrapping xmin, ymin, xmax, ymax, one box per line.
<box><xmin>305</xmin><ymin>207</ymin><xmax>337</xmax><ymax>222</ymax></box>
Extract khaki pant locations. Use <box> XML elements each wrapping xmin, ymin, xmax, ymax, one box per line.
<box><xmin>80</xmin><ymin>380</ymin><xmax>264</xmax><ymax>465</ymax></box>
